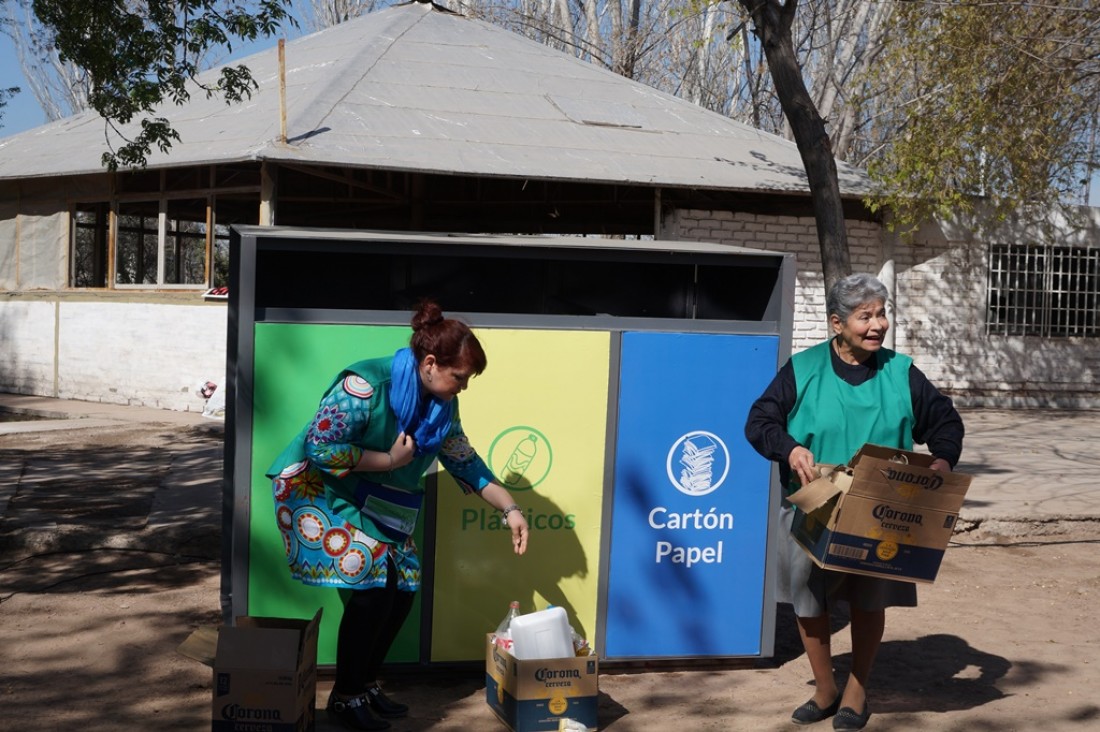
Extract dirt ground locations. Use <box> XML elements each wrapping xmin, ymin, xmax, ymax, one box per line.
<box><xmin>2</xmin><ymin>420</ymin><xmax>1099</xmax><ymax>732</ymax></box>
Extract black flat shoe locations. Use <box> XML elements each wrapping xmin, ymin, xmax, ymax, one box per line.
<box><xmin>833</xmin><ymin>705</ymin><xmax>871</xmax><ymax>731</ymax></box>
<box><xmin>327</xmin><ymin>693</ymin><xmax>391</xmax><ymax>730</ymax></box>
<box><xmin>365</xmin><ymin>684</ymin><xmax>409</xmax><ymax>719</ymax></box>
<box><xmin>792</xmin><ymin>696</ymin><xmax>840</xmax><ymax>725</ymax></box>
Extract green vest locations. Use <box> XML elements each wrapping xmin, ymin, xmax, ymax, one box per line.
<box><xmin>266</xmin><ymin>356</ymin><xmax>441</xmax><ymax>542</ymax></box>
<box><xmin>786</xmin><ymin>340</ymin><xmax>914</xmax><ymax>492</ymax></box>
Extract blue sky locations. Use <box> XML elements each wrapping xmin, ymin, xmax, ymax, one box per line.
<box><xmin>0</xmin><ymin>21</ymin><xmax>301</xmax><ymax>134</ymax></box>
<box><xmin>2</xmin><ymin>27</ymin><xmax>1097</xmax><ymax>206</ymax></box>
<box><xmin>1</xmin><ymin>36</ymin><xmax>45</xmax><ymax>134</ymax></box>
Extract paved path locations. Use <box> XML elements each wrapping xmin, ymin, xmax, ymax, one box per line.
<box><xmin>0</xmin><ymin>393</ymin><xmax>223</xmax><ymax>555</ymax></box>
<box><xmin>0</xmin><ymin>393</ymin><xmax>211</xmax><ymax>431</ymax></box>
<box><xmin>956</xmin><ymin>408</ymin><xmax>1100</xmax><ymax>523</ymax></box>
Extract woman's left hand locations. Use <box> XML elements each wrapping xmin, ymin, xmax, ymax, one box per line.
<box><xmin>508</xmin><ymin>512</ymin><xmax>529</xmax><ymax>555</ymax></box>
<box><xmin>479</xmin><ymin>482</ymin><xmax>530</xmax><ymax>555</ymax></box>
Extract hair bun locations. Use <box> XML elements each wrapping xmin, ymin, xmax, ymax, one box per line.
<box><xmin>411</xmin><ymin>299</ymin><xmax>445</xmax><ymax>331</ymax></box>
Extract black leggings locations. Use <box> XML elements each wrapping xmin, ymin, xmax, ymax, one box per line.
<box><xmin>334</xmin><ymin>557</ymin><xmax>416</xmax><ymax>695</ymax></box>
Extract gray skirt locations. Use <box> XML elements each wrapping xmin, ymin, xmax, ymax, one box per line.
<box><xmin>776</xmin><ymin>505</ymin><xmax>917</xmax><ymax>617</ymax></box>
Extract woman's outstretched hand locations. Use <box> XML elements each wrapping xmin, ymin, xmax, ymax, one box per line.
<box><xmin>479</xmin><ymin>483</ymin><xmax>530</xmax><ymax>555</ymax></box>
<box><xmin>509</xmin><ymin>512</ymin><xmax>529</xmax><ymax>556</ymax></box>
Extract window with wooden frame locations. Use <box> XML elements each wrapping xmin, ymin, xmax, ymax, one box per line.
<box><xmin>114</xmin><ymin>197</ymin><xmax>211</xmax><ymax>287</ymax></box>
<box><xmin>71</xmin><ymin>202</ymin><xmax>110</xmax><ymax>288</ymax></box>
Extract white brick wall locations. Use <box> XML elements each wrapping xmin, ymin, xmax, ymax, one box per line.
<box><xmin>0</xmin><ymin>299</ymin><xmax>227</xmax><ymax>412</ymax></box>
<box><xmin>897</xmin><ymin>216</ymin><xmax>1100</xmax><ymax>408</ymax></box>
<box><xmin>0</xmin><ymin>300</ymin><xmax>59</xmax><ymax>395</ymax></box>
<box><xmin>665</xmin><ymin>207</ymin><xmax>1100</xmax><ymax>408</ymax></box>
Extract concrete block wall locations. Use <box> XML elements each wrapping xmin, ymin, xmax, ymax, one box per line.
<box><xmin>891</xmin><ymin>221</ymin><xmax>985</xmax><ymax>394</ymax></box>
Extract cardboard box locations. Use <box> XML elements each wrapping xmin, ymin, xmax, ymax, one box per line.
<box><xmin>178</xmin><ymin>609</ymin><xmax>322</xmax><ymax>732</ymax></box>
<box><xmin>787</xmin><ymin>445</ymin><xmax>972</xmax><ymax>583</ymax></box>
<box><xmin>485</xmin><ymin>635</ymin><xmax>599</xmax><ymax>732</ymax></box>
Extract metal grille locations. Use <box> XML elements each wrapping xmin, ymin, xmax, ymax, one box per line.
<box><xmin>987</xmin><ymin>244</ymin><xmax>1100</xmax><ymax>337</ymax></box>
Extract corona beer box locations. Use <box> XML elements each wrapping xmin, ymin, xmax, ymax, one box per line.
<box><xmin>178</xmin><ymin>609</ymin><xmax>322</xmax><ymax>732</ymax></box>
<box><xmin>485</xmin><ymin>635</ymin><xmax>599</xmax><ymax>732</ymax></box>
<box><xmin>788</xmin><ymin>445</ymin><xmax>972</xmax><ymax>584</ymax></box>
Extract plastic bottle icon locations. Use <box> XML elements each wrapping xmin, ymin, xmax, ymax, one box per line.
<box><xmin>503</xmin><ymin>434</ymin><xmax>538</xmax><ymax>485</ymax></box>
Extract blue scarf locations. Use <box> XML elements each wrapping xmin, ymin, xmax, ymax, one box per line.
<box><xmin>389</xmin><ymin>347</ymin><xmax>455</xmax><ymax>456</ymax></box>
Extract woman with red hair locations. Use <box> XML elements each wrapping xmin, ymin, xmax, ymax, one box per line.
<box><xmin>267</xmin><ymin>300</ymin><xmax>530</xmax><ymax>730</ymax></box>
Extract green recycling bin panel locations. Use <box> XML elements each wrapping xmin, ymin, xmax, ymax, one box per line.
<box><xmin>248</xmin><ymin>323</ymin><xmax>419</xmax><ymax>665</ymax></box>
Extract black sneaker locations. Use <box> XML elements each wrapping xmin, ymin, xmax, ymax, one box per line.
<box><xmin>365</xmin><ymin>684</ymin><xmax>409</xmax><ymax>719</ymax></box>
<box><xmin>327</xmin><ymin>693</ymin><xmax>391</xmax><ymax>730</ymax></box>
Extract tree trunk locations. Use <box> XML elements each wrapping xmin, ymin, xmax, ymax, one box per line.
<box><xmin>738</xmin><ymin>0</ymin><xmax>850</xmax><ymax>288</ymax></box>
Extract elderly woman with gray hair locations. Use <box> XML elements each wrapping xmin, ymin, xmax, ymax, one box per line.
<box><xmin>745</xmin><ymin>273</ymin><xmax>964</xmax><ymax>731</ymax></box>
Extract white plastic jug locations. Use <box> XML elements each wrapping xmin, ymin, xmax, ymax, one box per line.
<box><xmin>508</xmin><ymin>606</ymin><xmax>574</xmax><ymax>660</ymax></box>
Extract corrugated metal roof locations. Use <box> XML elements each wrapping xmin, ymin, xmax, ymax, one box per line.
<box><xmin>0</xmin><ymin>1</ymin><xmax>870</xmax><ymax>196</ymax></box>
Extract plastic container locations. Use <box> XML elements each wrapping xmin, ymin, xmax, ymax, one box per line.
<box><xmin>508</xmin><ymin>606</ymin><xmax>574</xmax><ymax>660</ymax></box>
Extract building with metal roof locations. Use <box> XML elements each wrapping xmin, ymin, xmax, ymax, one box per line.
<box><xmin>0</xmin><ymin>0</ymin><xmax>1096</xmax><ymax>410</ymax></box>
<box><xmin>0</xmin><ymin>1</ymin><xmax>868</xmax><ymax>196</ymax></box>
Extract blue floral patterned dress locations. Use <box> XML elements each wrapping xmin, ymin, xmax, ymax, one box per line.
<box><xmin>266</xmin><ymin>355</ymin><xmax>497</xmax><ymax>591</ymax></box>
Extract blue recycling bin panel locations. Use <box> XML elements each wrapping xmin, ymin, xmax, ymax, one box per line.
<box><xmin>604</xmin><ymin>332</ymin><xmax>778</xmax><ymax>659</ymax></box>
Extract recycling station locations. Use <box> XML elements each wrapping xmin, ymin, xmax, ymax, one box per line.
<box><xmin>224</xmin><ymin>226</ymin><xmax>795</xmax><ymax>666</ymax></box>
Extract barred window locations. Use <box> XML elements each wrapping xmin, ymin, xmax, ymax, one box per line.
<box><xmin>987</xmin><ymin>244</ymin><xmax>1099</xmax><ymax>337</ymax></box>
